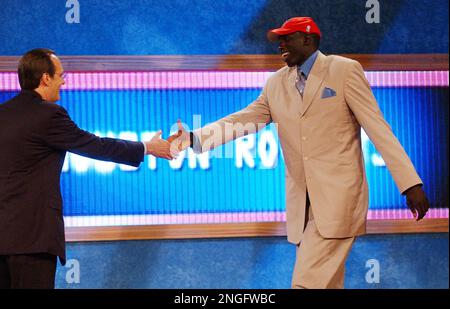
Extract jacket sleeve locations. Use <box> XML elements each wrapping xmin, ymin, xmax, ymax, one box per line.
<box><xmin>343</xmin><ymin>60</ymin><xmax>422</xmax><ymax>193</ymax></box>
<box><xmin>43</xmin><ymin>105</ymin><xmax>144</xmax><ymax>167</ymax></box>
<box><xmin>193</xmin><ymin>84</ymin><xmax>272</xmax><ymax>153</ymax></box>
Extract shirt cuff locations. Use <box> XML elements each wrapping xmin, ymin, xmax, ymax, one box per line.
<box><xmin>141</xmin><ymin>141</ymin><xmax>147</xmax><ymax>155</ymax></box>
<box><xmin>191</xmin><ymin>132</ymin><xmax>202</xmax><ymax>154</ymax></box>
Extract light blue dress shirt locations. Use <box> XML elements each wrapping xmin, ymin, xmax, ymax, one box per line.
<box><xmin>298</xmin><ymin>50</ymin><xmax>319</xmax><ymax>79</ymax></box>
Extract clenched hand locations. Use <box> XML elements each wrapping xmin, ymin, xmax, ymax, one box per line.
<box><xmin>404</xmin><ymin>185</ymin><xmax>430</xmax><ymax>221</ymax></box>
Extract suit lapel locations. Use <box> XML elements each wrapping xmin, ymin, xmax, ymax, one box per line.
<box><xmin>300</xmin><ymin>52</ymin><xmax>329</xmax><ymax>116</ymax></box>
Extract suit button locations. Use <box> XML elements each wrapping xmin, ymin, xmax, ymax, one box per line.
<box><xmin>302</xmin><ymin>136</ymin><xmax>307</xmax><ymax>141</ymax></box>
<box><xmin>304</xmin><ymin>156</ymin><xmax>308</xmax><ymax>161</ymax></box>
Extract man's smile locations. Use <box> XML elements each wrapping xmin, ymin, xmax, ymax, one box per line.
<box><xmin>279</xmin><ymin>48</ymin><xmax>291</xmax><ymax>62</ymax></box>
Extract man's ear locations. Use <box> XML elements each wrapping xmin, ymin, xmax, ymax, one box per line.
<box><xmin>40</xmin><ymin>72</ymin><xmax>51</xmax><ymax>86</ymax></box>
<box><xmin>303</xmin><ymin>35</ymin><xmax>313</xmax><ymax>46</ymax></box>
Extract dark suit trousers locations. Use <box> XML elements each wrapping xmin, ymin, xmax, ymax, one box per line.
<box><xmin>0</xmin><ymin>253</ymin><xmax>57</xmax><ymax>289</ymax></box>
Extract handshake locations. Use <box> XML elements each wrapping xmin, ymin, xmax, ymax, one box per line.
<box><xmin>144</xmin><ymin>120</ymin><xmax>192</xmax><ymax>160</ymax></box>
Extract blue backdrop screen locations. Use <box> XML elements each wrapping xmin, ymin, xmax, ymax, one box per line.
<box><xmin>0</xmin><ymin>83</ymin><xmax>448</xmax><ymax>222</ymax></box>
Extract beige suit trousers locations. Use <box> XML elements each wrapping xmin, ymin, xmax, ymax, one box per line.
<box><xmin>291</xmin><ymin>200</ymin><xmax>356</xmax><ymax>289</ymax></box>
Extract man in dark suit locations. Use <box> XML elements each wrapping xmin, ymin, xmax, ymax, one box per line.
<box><xmin>0</xmin><ymin>48</ymin><xmax>174</xmax><ymax>288</ymax></box>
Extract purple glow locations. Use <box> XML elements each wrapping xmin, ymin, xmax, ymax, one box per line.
<box><xmin>64</xmin><ymin>209</ymin><xmax>449</xmax><ymax>227</ymax></box>
<box><xmin>367</xmin><ymin>208</ymin><xmax>449</xmax><ymax>220</ymax></box>
<box><xmin>0</xmin><ymin>71</ymin><xmax>448</xmax><ymax>91</ymax></box>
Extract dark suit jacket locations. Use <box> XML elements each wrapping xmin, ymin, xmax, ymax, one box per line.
<box><xmin>0</xmin><ymin>90</ymin><xmax>145</xmax><ymax>263</ymax></box>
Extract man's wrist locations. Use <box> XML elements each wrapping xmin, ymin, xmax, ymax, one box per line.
<box><xmin>402</xmin><ymin>184</ymin><xmax>422</xmax><ymax>196</ymax></box>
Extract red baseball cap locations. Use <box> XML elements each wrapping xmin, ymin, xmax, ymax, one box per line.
<box><xmin>267</xmin><ymin>17</ymin><xmax>321</xmax><ymax>42</ymax></box>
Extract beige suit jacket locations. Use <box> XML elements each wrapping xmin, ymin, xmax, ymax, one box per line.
<box><xmin>194</xmin><ymin>51</ymin><xmax>422</xmax><ymax>243</ymax></box>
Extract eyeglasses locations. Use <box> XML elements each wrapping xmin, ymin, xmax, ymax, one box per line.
<box><xmin>56</xmin><ymin>72</ymin><xmax>67</xmax><ymax>80</ymax></box>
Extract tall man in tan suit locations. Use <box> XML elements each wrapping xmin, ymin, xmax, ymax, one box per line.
<box><xmin>169</xmin><ymin>17</ymin><xmax>430</xmax><ymax>288</ymax></box>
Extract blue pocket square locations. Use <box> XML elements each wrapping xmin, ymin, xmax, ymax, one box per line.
<box><xmin>321</xmin><ymin>87</ymin><xmax>336</xmax><ymax>98</ymax></box>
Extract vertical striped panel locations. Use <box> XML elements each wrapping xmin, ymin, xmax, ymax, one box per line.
<box><xmin>1</xmin><ymin>69</ymin><xmax>448</xmax><ymax>225</ymax></box>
